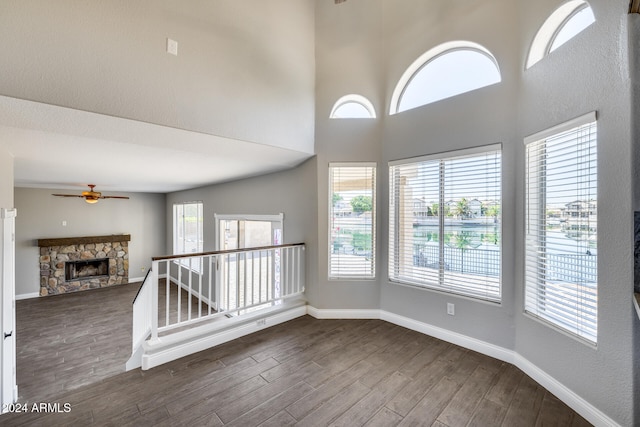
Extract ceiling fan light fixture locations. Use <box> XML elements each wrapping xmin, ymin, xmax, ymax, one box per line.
<box><xmin>52</xmin><ymin>184</ymin><xmax>130</xmax><ymax>203</ymax></box>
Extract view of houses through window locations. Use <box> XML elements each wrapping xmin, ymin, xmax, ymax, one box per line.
<box><xmin>525</xmin><ymin>114</ymin><xmax>598</xmax><ymax>344</ymax></box>
<box><xmin>389</xmin><ymin>145</ymin><xmax>502</xmax><ymax>302</ymax></box>
<box><xmin>329</xmin><ymin>163</ymin><xmax>376</xmax><ymax>279</ymax></box>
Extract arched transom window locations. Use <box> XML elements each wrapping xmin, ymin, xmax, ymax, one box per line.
<box><xmin>390</xmin><ymin>41</ymin><xmax>501</xmax><ymax>115</ymax></box>
<box><xmin>330</xmin><ymin>94</ymin><xmax>376</xmax><ymax>119</ymax></box>
<box><xmin>526</xmin><ymin>1</ymin><xmax>595</xmax><ymax>69</ymax></box>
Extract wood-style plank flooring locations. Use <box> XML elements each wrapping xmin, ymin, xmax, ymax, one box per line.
<box><xmin>3</xmin><ymin>283</ymin><xmax>592</xmax><ymax>426</ymax></box>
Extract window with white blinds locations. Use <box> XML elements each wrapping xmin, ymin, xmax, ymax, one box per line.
<box><xmin>173</xmin><ymin>201</ymin><xmax>204</xmax><ymax>272</ymax></box>
<box><xmin>524</xmin><ymin>112</ymin><xmax>597</xmax><ymax>344</ymax></box>
<box><xmin>329</xmin><ymin>163</ymin><xmax>376</xmax><ymax>279</ymax></box>
<box><xmin>389</xmin><ymin>145</ymin><xmax>501</xmax><ymax>302</ymax></box>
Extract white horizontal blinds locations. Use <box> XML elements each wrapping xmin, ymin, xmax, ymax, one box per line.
<box><xmin>525</xmin><ymin>117</ymin><xmax>597</xmax><ymax>344</ymax></box>
<box><xmin>389</xmin><ymin>145</ymin><xmax>501</xmax><ymax>303</ymax></box>
<box><xmin>329</xmin><ymin>163</ymin><xmax>376</xmax><ymax>279</ymax></box>
<box><xmin>389</xmin><ymin>159</ymin><xmax>441</xmax><ymax>286</ymax></box>
<box><xmin>442</xmin><ymin>151</ymin><xmax>501</xmax><ymax>301</ymax></box>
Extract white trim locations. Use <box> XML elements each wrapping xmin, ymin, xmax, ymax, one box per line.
<box><xmin>328</xmin><ymin>162</ymin><xmax>377</xmax><ymax>281</ymax></box>
<box><xmin>214</xmin><ymin>213</ymin><xmax>284</xmax><ymax>223</ymax></box>
<box><xmin>379</xmin><ymin>310</ymin><xmax>513</xmax><ymax>363</ymax></box>
<box><xmin>141</xmin><ymin>303</ymin><xmax>307</xmax><ymax>370</ymax></box>
<box><xmin>15</xmin><ymin>292</ymin><xmax>39</xmax><ymax>301</ymax></box>
<box><xmin>214</xmin><ymin>213</ymin><xmax>284</xmax><ymax>251</ymax></box>
<box><xmin>305</xmin><ymin>306</ymin><xmax>621</xmax><ymax>427</ymax></box>
<box><xmin>389</xmin><ymin>143</ymin><xmax>502</xmax><ymax>166</ymax></box>
<box><xmin>524</xmin><ymin>111</ymin><xmax>596</xmax><ymax>144</ymax></box>
<box><xmin>0</xmin><ymin>209</ymin><xmax>16</xmax><ymax>219</ymax></box>
<box><xmin>389</xmin><ymin>40</ymin><xmax>501</xmax><ymax>115</ymax></box>
<box><xmin>513</xmin><ymin>354</ymin><xmax>619</xmax><ymax>427</ymax></box>
<box><xmin>330</xmin><ymin>94</ymin><xmax>377</xmax><ymax>119</ymax></box>
<box><xmin>525</xmin><ymin>0</ymin><xmax>592</xmax><ymax>69</ymax></box>
<box><xmin>328</xmin><ymin>161</ymin><xmax>377</xmax><ymax>168</ymax></box>
<box><xmin>128</xmin><ymin>276</ymin><xmax>147</xmax><ymax>283</ymax></box>
<box><xmin>306</xmin><ymin>306</ymin><xmax>379</xmax><ymax>319</ymax></box>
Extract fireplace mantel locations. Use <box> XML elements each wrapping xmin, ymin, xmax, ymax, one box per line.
<box><xmin>38</xmin><ymin>234</ymin><xmax>131</xmax><ymax>248</ymax></box>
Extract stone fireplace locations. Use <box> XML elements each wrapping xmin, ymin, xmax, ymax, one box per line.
<box><xmin>38</xmin><ymin>234</ymin><xmax>131</xmax><ymax>296</ymax></box>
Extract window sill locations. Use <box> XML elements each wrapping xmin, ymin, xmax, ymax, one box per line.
<box><xmin>634</xmin><ymin>293</ymin><xmax>640</xmax><ymax>321</ymax></box>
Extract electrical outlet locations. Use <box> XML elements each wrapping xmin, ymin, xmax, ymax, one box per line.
<box><xmin>62</xmin><ymin>220</ymin><xmax>67</xmax><ymax>227</ymax></box>
<box><xmin>447</xmin><ymin>303</ymin><xmax>455</xmax><ymax>316</ymax></box>
<box><xmin>167</xmin><ymin>38</ymin><xmax>178</xmax><ymax>55</ymax></box>
<box><xmin>256</xmin><ymin>319</ymin><xmax>266</xmax><ymax>326</ymax></box>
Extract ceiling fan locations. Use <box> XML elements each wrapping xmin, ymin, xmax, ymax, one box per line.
<box><xmin>52</xmin><ymin>184</ymin><xmax>130</xmax><ymax>204</ymax></box>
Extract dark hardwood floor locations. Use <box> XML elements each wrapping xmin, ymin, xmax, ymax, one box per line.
<box><xmin>2</xmin><ymin>283</ymin><xmax>591</xmax><ymax>426</ymax></box>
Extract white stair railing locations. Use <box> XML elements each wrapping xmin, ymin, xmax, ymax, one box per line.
<box><xmin>130</xmin><ymin>243</ymin><xmax>305</xmax><ymax>356</ymax></box>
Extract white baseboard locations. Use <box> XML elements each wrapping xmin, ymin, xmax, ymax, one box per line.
<box><xmin>379</xmin><ymin>310</ymin><xmax>515</xmax><ymax>364</ymax></box>
<box><xmin>306</xmin><ymin>306</ymin><xmax>380</xmax><ymax>319</ymax></box>
<box><xmin>512</xmin><ymin>354</ymin><xmax>618</xmax><ymax>427</ymax></box>
<box><xmin>141</xmin><ymin>304</ymin><xmax>307</xmax><ymax>370</ymax></box>
<box><xmin>305</xmin><ymin>306</ymin><xmax>620</xmax><ymax>427</ymax></box>
<box><xmin>16</xmin><ymin>292</ymin><xmax>39</xmax><ymax>300</ymax></box>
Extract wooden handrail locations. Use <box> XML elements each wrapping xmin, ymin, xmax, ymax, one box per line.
<box><xmin>132</xmin><ymin>268</ymin><xmax>151</xmax><ymax>305</ymax></box>
<box><xmin>151</xmin><ymin>242</ymin><xmax>305</xmax><ymax>262</ymax></box>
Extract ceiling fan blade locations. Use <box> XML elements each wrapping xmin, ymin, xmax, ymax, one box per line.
<box><xmin>53</xmin><ymin>185</ymin><xmax>129</xmax><ymax>201</ymax></box>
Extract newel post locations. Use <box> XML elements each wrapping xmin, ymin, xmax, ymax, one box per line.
<box><xmin>150</xmin><ymin>260</ymin><xmax>159</xmax><ymax>342</ymax></box>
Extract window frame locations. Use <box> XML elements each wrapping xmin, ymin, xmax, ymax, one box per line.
<box><xmin>173</xmin><ymin>201</ymin><xmax>204</xmax><ymax>273</ymax></box>
<box><xmin>330</xmin><ymin>94</ymin><xmax>377</xmax><ymax>119</ymax></box>
<box><xmin>388</xmin><ymin>144</ymin><xmax>502</xmax><ymax>303</ymax></box>
<box><xmin>389</xmin><ymin>41</ymin><xmax>501</xmax><ymax>115</ymax></box>
<box><xmin>526</xmin><ymin>1</ymin><xmax>595</xmax><ymax>69</ymax></box>
<box><xmin>213</xmin><ymin>213</ymin><xmax>284</xmax><ymax>251</ymax></box>
<box><xmin>523</xmin><ymin>111</ymin><xmax>598</xmax><ymax>345</ymax></box>
<box><xmin>328</xmin><ymin>162</ymin><xmax>377</xmax><ymax>280</ymax></box>
<box><xmin>548</xmin><ymin>3</ymin><xmax>594</xmax><ymax>54</ymax></box>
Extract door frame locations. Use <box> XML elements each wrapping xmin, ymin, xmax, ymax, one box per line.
<box><xmin>1</xmin><ymin>208</ymin><xmax>17</xmax><ymax>410</ymax></box>
<box><xmin>214</xmin><ymin>213</ymin><xmax>284</xmax><ymax>251</ymax></box>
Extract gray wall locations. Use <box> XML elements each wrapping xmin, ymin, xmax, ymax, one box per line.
<box><xmin>14</xmin><ymin>188</ymin><xmax>166</xmax><ymax>297</ymax></box>
<box><xmin>315</xmin><ymin>0</ymin><xmax>518</xmax><ymax>341</ymax></box>
<box><xmin>165</xmin><ymin>158</ymin><xmax>319</xmax><ymax>304</ymax></box>
<box><xmin>0</xmin><ymin>0</ymin><xmax>315</xmax><ymax>154</ymax></box>
<box><xmin>516</xmin><ymin>1</ymin><xmax>633</xmax><ymax>424</ymax></box>
<box><xmin>0</xmin><ymin>0</ymin><xmax>636</xmax><ymax>423</ymax></box>
<box><xmin>0</xmin><ymin>150</ymin><xmax>13</xmax><ymax>208</ymax></box>
<box><xmin>314</xmin><ymin>0</ymin><xmax>634</xmax><ymax>424</ymax></box>
<box><xmin>631</xmin><ymin>12</ymin><xmax>640</xmax><ymax>424</ymax></box>
<box><xmin>313</xmin><ymin>1</ymin><xmax>384</xmax><ymax>310</ymax></box>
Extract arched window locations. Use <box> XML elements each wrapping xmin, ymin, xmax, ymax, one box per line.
<box><xmin>526</xmin><ymin>1</ymin><xmax>595</xmax><ymax>69</ymax></box>
<box><xmin>330</xmin><ymin>95</ymin><xmax>376</xmax><ymax>119</ymax></box>
<box><xmin>390</xmin><ymin>41</ymin><xmax>501</xmax><ymax>115</ymax></box>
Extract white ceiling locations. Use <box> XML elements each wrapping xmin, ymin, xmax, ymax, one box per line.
<box><xmin>0</xmin><ymin>96</ymin><xmax>314</xmax><ymax>194</ymax></box>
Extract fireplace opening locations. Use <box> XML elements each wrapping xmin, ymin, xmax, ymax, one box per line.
<box><xmin>65</xmin><ymin>259</ymin><xmax>109</xmax><ymax>282</ymax></box>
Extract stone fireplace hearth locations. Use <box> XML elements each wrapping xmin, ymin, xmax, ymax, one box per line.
<box><xmin>38</xmin><ymin>234</ymin><xmax>131</xmax><ymax>296</ymax></box>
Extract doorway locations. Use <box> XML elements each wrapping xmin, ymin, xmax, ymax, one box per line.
<box><xmin>214</xmin><ymin>214</ymin><xmax>283</xmax><ymax>313</ymax></box>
